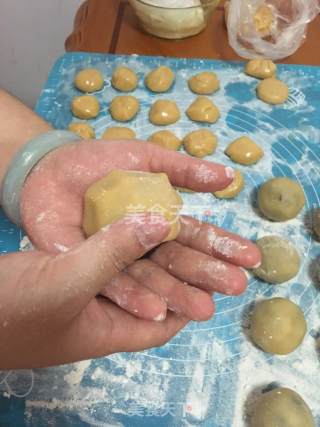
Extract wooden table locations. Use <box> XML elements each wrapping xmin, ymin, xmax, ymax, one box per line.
<box><xmin>65</xmin><ymin>0</ymin><xmax>320</xmax><ymax>65</ymax></box>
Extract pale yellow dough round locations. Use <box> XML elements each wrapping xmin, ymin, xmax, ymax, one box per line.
<box><xmin>183</xmin><ymin>129</ymin><xmax>217</xmax><ymax>158</ymax></box>
<box><xmin>225</xmin><ymin>136</ymin><xmax>264</xmax><ymax>165</ymax></box>
<box><xmin>149</xmin><ymin>100</ymin><xmax>180</xmax><ymax>126</ymax></box>
<box><xmin>251</xmin><ymin>387</ymin><xmax>315</xmax><ymax>427</ymax></box>
<box><xmin>74</xmin><ymin>68</ymin><xmax>104</xmax><ymax>93</ymax></box>
<box><xmin>188</xmin><ymin>72</ymin><xmax>220</xmax><ymax>95</ymax></box>
<box><xmin>213</xmin><ymin>170</ymin><xmax>244</xmax><ymax>199</ymax></box>
<box><xmin>250</xmin><ymin>298</ymin><xmax>307</xmax><ymax>355</ymax></box>
<box><xmin>148</xmin><ymin>130</ymin><xmax>182</xmax><ymax>151</ymax></box>
<box><xmin>245</xmin><ymin>59</ymin><xmax>276</xmax><ymax>79</ymax></box>
<box><xmin>254</xmin><ymin>4</ymin><xmax>274</xmax><ymax>36</ymax></box>
<box><xmin>145</xmin><ymin>66</ymin><xmax>175</xmax><ymax>93</ymax></box>
<box><xmin>111</xmin><ymin>66</ymin><xmax>138</xmax><ymax>92</ymax></box>
<box><xmin>257</xmin><ymin>78</ymin><xmax>289</xmax><ymax>104</ymax></box>
<box><xmin>110</xmin><ymin>96</ymin><xmax>140</xmax><ymax>122</ymax></box>
<box><xmin>68</xmin><ymin>122</ymin><xmax>96</xmax><ymax>139</ymax></box>
<box><xmin>82</xmin><ymin>170</ymin><xmax>183</xmax><ymax>241</ymax></box>
<box><xmin>186</xmin><ymin>97</ymin><xmax>220</xmax><ymax>124</ymax></box>
<box><xmin>102</xmin><ymin>127</ymin><xmax>136</xmax><ymax>140</ymax></box>
<box><xmin>71</xmin><ymin>95</ymin><xmax>100</xmax><ymax>119</ymax></box>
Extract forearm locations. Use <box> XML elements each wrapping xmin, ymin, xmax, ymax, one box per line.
<box><xmin>0</xmin><ymin>89</ymin><xmax>51</xmax><ymax>188</ymax></box>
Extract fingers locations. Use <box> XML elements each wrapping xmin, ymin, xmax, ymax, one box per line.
<box><xmin>178</xmin><ymin>216</ymin><xmax>262</xmax><ymax>269</ymax></box>
<box><xmin>100</xmin><ymin>273</ymin><xmax>167</xmax><ymax>321</ymax></box>
<box><xmin>151</xmin><ymin>241</ymin><xmax>248</xmax><ymax>296</ymax></box>
<box><xmin>45</xmin><ymin>214</ymin><xmax>170</xmax><ymax>317</ymax></box>
<box><xmin>126</xmin><ymin>259</ymin><xmax>215</xmax><ymax>321</ymax></box>
<box><xmin>144</xmin><ymin>143</ymin><xmax>234</xmax><ymax>192</ymax></box>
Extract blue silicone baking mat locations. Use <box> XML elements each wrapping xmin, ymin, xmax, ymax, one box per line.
<box><xmin>0</xmin><ymin>52</ymin><xmax>320</xmax><ymax>426</ymax></box>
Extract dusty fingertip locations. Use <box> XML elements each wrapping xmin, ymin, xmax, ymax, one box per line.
<box><xmin>252</xmin><ymin>261</ymin><xmax>262</xmax><ymax>269</ymax></box>
<box><xmin>225</xmin><ymin>166</ymin><xmax>235</xmax><ymax>179</ymax></box>
<box><xmin>153</xmin><ymin>311</ymin><xmax>167</xmax><ymax>322</ymax></box>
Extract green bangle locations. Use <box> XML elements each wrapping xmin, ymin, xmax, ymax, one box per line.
<box><xmin>1</xmin><ymin>130</ymin><xmax>79</xmax><ymax>226</ymax></box>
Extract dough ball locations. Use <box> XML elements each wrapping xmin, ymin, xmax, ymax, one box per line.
<box><xmin>111</xmin><ymin>66</ymin><xmax>138</xmax><ymax>92</ymax></box>
<box><xmin>188</xmin><ymin>72</ymin><xmax>220</xmax><ymax>95</ymax></box>
<box><xmin>312</xmin><ymin>208</ymin><xmax>320</xmax><ymax>239</ymax></box>
<box><xmin>102</xmin><ymin>127</ymin><xmax>136</xmax><ymax>140</ymax></box>
<box><xmin>183</xmin><ymin>129</ymin><xmax>217</xmax><ymax>158</ymax></box>
<box><xmin>253</xmin><ymin>235</ymin><xmax>300</xmax><ymax>284</ymax></box>
<box><xmin>251</xmin><ymin>387</ymin><xmax>315</xmax><ymax>427</ymax></box>
<box><xmin>245</xmin><ymin>59</ymin><xmax>276</xmax><ymax>79</ymax></box>
<box><xmin>145</xmin><ymin>66</ymin><xmax>175</xmax><ymax>93</ymax></box>
<box><xmin>149</xmin><ymin>100</ymin><xmax>180</xmax><ymax>125</ymax></box>
<box><xmin>257</xmin><ymin>78</ymin><xmax>289</xmax><ymax>104</ymax></box>
<box><xmin>258</xmin><ymin>177</ymin><xmax>305</xmax><ymax>221</ymax></box>
<box><xmin>83</xmin><ymin>170</ymin><xmax>183</xmax><ymax>241</ymax></box>
<box><xmin>253</xmin><ymin>4</ymin><xmax>274</xmax><ymax>36</ymax></box>
<box><xmin>186</xmin><ymin>96</ymin><xmax>220</xmax><ymax>124</ymax></box>
<box><xmin>213</xmin><ymin>170</ymin><xmax>244</xmax><ymax>199</ymax></box>
<box><xmin>74</xmin><ymin>68</ymin><xmax>104</xmax><ymax>93</ymax></box>
<box><xmin>110</xmin><ymin>96</ymin><xmax>140</xmax><ymax>122</ymax></box>
<box><xmin>148</xmin><ymin>130</ymin><xmax>182</xmax><ymax>151</ymax></box>
<box><xmin>225</xmin><ymin>136</ymin><xmax>264</xmax><ymax>165</ymax></box>
<box><xmin>71</xmin><ymin>95</ymin><xmax>100</xmax><ymax>119</ymax></box>
<box><xmin>68</xmin><ymin>122</ymin><xmax>95</xmax><ymax>139</ymax></box>
<box><xmin>250</xmin><ymin>298</ymin><xmax>307</xmax><ymax>355</ymax></box>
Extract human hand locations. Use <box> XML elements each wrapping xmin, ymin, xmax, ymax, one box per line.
<box><xmin>21</xmin><ymin>140</ymin><xmax>261</xmax><ymax>322</ymax></box>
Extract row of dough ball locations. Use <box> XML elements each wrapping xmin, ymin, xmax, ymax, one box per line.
<box><xmin>71</xmin><ymin>95</ymin><xmax>221</xmax><ymax>125</ymax></box>
<box><xmin>74</xmin><ymin>65</ymin><xmax>220</xmax><ymax>95</ymax></box>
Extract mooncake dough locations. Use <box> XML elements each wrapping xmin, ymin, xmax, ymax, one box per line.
<box><xmin>245</xmin><ymin>59</ymin><xmax>276</xmax><ymax>79</ymax></box>
<box><xmin>257</xmin><ymin>78</ymin><xmax>289</xmax><ymax>104</ymax></box>
<box><xmin>251</xmin><ymin>387</ymin><xmax>315</xmax><ymax>427</ymax></box>
<box><xmin>183</xmin><ymin>129</ymin><xmax>217</xmax><ymax>158</ymax></box>
<box><xmin>68</xmin><ymin>122</ymin><xmax>95</xmax><ymax>139</ymax></box>
<box><xmin>111</xmin><ymin>66</ymin><xmax>138</xmax><ymax>92</ymax></box>
<box><xmin>258</xmin><ymin>177</ymin><xmax>305</xmax><ymax>221</ymax></box>
<box><xmin>213</xmin><ymin>170</ymin><xmax>244</xmax><ymax>199</ymax></box>
<box><xmin>254</xmin><ymin>4</ymin><xmax>274</xmax><ymax>35</ymax></box>
<box><xmin>186</xmin><ymin>96</ymin><xmax>220</xmax><ymax>124</ymax></box>
<box><xmin>71</xmin><ymin>95</ymin><xmax>100</xmax><ymax>119</ymax></box>
<box><xmin>148</xmin><ymin>130</ymin><xmax>182</xmax><ymax>151</ymax></box>
<box><xmin>145</xmin><ymin>66</ymin><xmax>175</xmax><ymax>93</ymax></box>
<box><xmin>250</xmin><ymin>298</ymin><xmax>307</xmax><ymax>355</ymax></box>
<box><xmin>312</xmin><ymin>208</ymin><xmax>320</xmax><ymax>239</ymax></box>
<box><xmin>149</xmin><ymin>100</ymin><xmax>180</xmax><ymax>125</ymax></box>
<box><xmin>102</xmin><ymin>127</ymin><xmax>136</xmax><ymax>140</ymax></box>
<box><xmin>253</xmin><ymin>236</ymin><xmax>300</xmax><ymax>284</ymax></box>
<box><xmin>225</xmin><ymin>136</ymin><xmax>264</xmax><ymax>165</ymax></box>
<box><xmin>188</xmin><ymin>72</ymin><xmax>220</xmax><ymax>95</ymax></box>
<box><xmin>74</xmin><ymin>68</ymin><xmax>104</xmax><ymax>93</ymax></box>
<box><xmin>83</xmin><ymin>170</ymin><xmax>183</xmax><ymax>241</ymax></box>
<box><xmin>110</xmin><ymin>96</ymin><xmax>140</xmax><ymax>122</ymax></box>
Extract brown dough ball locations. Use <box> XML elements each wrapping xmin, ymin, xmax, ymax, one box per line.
<box><xmin>148</xmin><ymin>130</ymin><xmax>182</xmax><ymax>151</ymax></box>
<box><xmin>183</xmin><ymin>129</ymin><xmax>217</xmax><ymax>158</ymax></box>
<box><xmin>188</xmin><ymin>72</ymin><xmax>220</xmax><ymax>95</ymax></box>
<box><xmin>149</xmin><ymin>100</ymin><xmax>180</xmax><ymax>126</ymax></box>
<box><xmin>74</xmin><ymin>68</ymin><xmax>104</xmax><ymax>93</ymax></box>
<box><xmin>257</xmin><ymin>78</ymin><xmax>289</xmax><ymax>105</ymax></box>
<box><xmin>258</xmin><ymin>177</ymin><xmax>305</xmax><ymax>221</ymax></box>
<box><xmin>102</xmin><ymin>127</ymin><xmax>136</xmax><ymax>140</ymax></box>
<box><xmin>68</xmin><ymin>122</ymin><xmax>95</xmax><ymax>139</ymax></box>
<box><xmin>71</xmin><ymin>95</ymin><xmax>100</xmax><ymax>119</ymax></box>
<box><xmin>225</xmin><ymin>136</ymin><xmax>264</xmax><ymax>165</ymax></box>
<box><xmin>245</xmin><ymin>59</ymin><xmax>276</xmax><ymax>79</ymax></box>
<box><xmin>253</xmin><ymin>236</ymin><xmax>300</xmax><ymax>284</ymax></box>
<box><xmin>110</xmin><ymin>96</ymin><xmax>140</xmax><ymax>122</ymax></box>
<box><xmin>213</xmin><ymin>170</ymin><xmax>244</xmax><ymax>199</ymax></box>
<box><xmin>186</xmin><ymin>96</ymin><xmax>220</xmax><ymax>124</ymax></box>
<box><xmin>145</xmin><ymin>66</ymin><xmax>175</xmax><ymax>93</ymax></box>
<box><xmin>82</xmin><ymin>170</ymin><xmax>182</xmax><ymax>241</ymax></box>
<box><xmin>111</xmin><ymin>66</ymin><xmax>138</xmax><ymax>92</ymax></box>
<box><xmin>251</xmin><ymin>387</ymin><xmax>315</xmax><ymax>427</ymax></box>
<box><xmin>250</xmin><ymin>298</ymin><xmax>307</xmax><ymax>355</ymax></box>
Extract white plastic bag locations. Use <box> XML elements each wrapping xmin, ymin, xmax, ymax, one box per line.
<box><xmin>226</xmin><ymin>0</ymin><xmax>320</xmax><ymax>60</ymax></box>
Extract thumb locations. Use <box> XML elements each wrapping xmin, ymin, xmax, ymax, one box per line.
<box><xmin>47</xmin><ymin>214</ymin><xmax>170</xmax><ymax>316</ymax></box>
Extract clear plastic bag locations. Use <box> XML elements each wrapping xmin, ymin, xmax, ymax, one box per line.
<box><xmin>226</xmin><ymin>0</ymin><xmax>320</xmax><ymax>60</ymax></box>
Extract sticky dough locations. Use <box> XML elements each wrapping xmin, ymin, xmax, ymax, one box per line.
<box><xmin>183</xmin><ymin>129</ymin><xmax>217</xmax><ymax>158</ymax></box>
<box><xmin>148</xmin><ymin>130</ymin><xmax>182</xmax><ymax>150</ymax></box>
